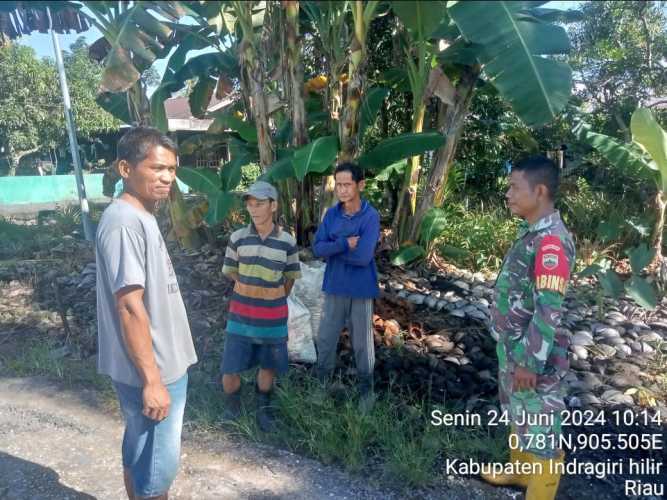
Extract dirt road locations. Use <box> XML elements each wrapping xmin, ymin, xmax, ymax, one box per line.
<box><xmin>0</xmin><ymin>377</ymin><xmax>513</xmax><ymax>500</ymax></box>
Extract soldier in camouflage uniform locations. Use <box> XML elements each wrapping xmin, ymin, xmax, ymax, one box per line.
<box><xmin>483</xmin><ymin>156</ymin><xmax>575</xmax><ymax>500</ymax></box>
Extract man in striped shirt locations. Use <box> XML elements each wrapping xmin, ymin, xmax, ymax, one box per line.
<box><xmin>220</xmin><ymin>181</ymin><xmax>301</xmax><ymax>432</ymax></box>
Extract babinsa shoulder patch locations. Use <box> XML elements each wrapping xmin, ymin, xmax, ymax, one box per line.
<box><xmin>534</xmin><ymin>235</ymin><xmax>570</xmax><ymax>294</ymax></box>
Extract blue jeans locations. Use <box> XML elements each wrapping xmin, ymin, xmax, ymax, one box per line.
<box><xmin>113</xmin><ymin>373</ymin><xmax>188</xmax><ymax>497</ymax></box>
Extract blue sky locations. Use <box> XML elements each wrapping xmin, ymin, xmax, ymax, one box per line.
<box><xmin>18</xmin><ymin>0</ymin><xmax>583</xmax><ymax>92</ymax></box>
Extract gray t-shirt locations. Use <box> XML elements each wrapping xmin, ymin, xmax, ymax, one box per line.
<box><xmin>96</xmin><ymin>198</ymin><xmax>197</xmax><ymax>387</ymax></box>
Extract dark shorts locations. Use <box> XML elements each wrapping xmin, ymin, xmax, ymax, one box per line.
<box><xmin>220</xmin><ymin>334</ymin><xmax>289</xmax><ymax>375</ymax></box>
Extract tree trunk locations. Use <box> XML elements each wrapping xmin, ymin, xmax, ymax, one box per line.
<box><xmin>242</xmin><ymin>55</ymin><xmax>274</xmax><ymax>171</ymax></box>
<box><xmin>338</xmin><ymin>1</ymin><xmax>373</xmax><ymax>161</ymax></box>
<box><xmin>7</xmin><ymin>155</ymin><xmax>17</xmax><ymax>176</ymax></box>
<box><xmin>284</xmin><ymin>1</ymin><xmax>312</xmax><ymax>245</ymax></box>
<box><xmin>319</xmin><ymin>76</ymin><xmax>344</xmax><ymax>221</ymax></box>
<box><xmin>323</xmin><ymin>2</ymin><xmax>376</xmax><ymax>220</ymax></box>
<box><xmin>392</xmin><ymin>104</ymin><xmax>426</xmax><ymax>243</ymax></box>
<box><xmin>7</xmin><ymin>146</ymin><xmax>40</xmax><ymax>176</ymax></box>
<box><xmin>408</xmin><ymin>66</ymin><xmax>480</xmax><ymax>242</ymax></box>
<box><xmin>168</xmin><ymin>182</ymin><xmax>203</xmax><ymax>249</ymax></box>
<box><xmin>652</xmin><ymin>191</ymin><xmax>666</xmax><ymax>265</ymax></box>
<box><xmin>235</xmin><ymin>2</ymin><xmax>275</xmax><ymax>171</ymax></box>
<box><xmin>284</xmin><ymin>1</ymin><xmax>308</xmax><ymax>148</ymax></box>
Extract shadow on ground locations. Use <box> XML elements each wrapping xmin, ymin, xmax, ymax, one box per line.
<box><xmin>0</xmin><ymin>451</ymin><xmax>96</xmax><ymax>500</ymax></box>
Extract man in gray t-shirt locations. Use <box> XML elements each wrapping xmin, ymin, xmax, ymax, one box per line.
<box><xmin>96</xmin><ymin>127</ymin><xmax>196</xmax><ymax>500</ymax></box>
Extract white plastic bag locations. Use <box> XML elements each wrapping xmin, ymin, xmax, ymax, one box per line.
<box><xmin>287</xmin><ymin>295</ymin><xmax>316</xmax><ymax>363</ymax></box>
<box><xmin>287</xmin><ymin>261</ymin><xmax>326</xmax><ymax>364</ymax></box>
<box><xmin>293</xmin><ymin>260</ymin><xmax>326</xmax><ymax>336</ymax></box>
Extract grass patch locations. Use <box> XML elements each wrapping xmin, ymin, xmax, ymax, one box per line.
<box><xmin>0</xmin><ymin>337</ymin><xmax>113</xmax><ymax>396</ymax></box>
<box><xmin>0</xmin><ymin>205</ymin><xmax>103</xmax><ymax>261</ymax></box>
<box><xmin>182</xmin><ymin>355</ymin><xmax>507</xmax><ymax>489</ymax></box>
<box><xmin>2</xmin><ymin>333</ymin><xmax>507</xmax><ymax>489</ymax></box>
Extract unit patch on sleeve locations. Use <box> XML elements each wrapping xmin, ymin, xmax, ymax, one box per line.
<box><xmin>534</xmin><ymin>235</ymin><xmax>570</xmax><ymax>294</ymax></box>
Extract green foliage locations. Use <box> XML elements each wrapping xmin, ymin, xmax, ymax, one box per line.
<box><xmin>64</xmin><ymin>37</ymin><xmax>122</xmax><ymax>138</ymax></box>
<box><xmin>270</xmin><ymin>373</ymin><xmax>504</xmax><ymax>485</ymax></box>
<box><xmin>579</xmin><ymin>241</ymin><xmax>659</xmax><ymax>310</ymax></box>
<box><xmin>569</xmin><ymin>1</ymin><xmax>667</xmax><ymax>139</ymax></box>
<box><xmin>389</xmin><ymin>208</ymin><xmax>449</xmax><ymax>266</ymax></box>
<box><xmin>436</xmin><ymin>204</ymin><xmax>520</xmax><ymax>271</ymax></box>
<box><xmin>573</xmin><ymin>121</ymin><xmax>653</xmax><ymax>180</ymax></box>
<box><xmin>189</xmin><ymin>75</ymin><xmax>217</xmax><ymax>118</ymax></box>
<box><xmin>357</xmin><ymin>86</ymin><xmax>389</xmax><ymax>142</ymax></box>
<box><xmin>573</xmin><ymin>108</ymin><xmax>666</xmax><ymax>272</ymax></box>
<box><xmin>173</xmin><ymin>345</ymin><xmax>507</xmax><ymax>488</ymax></box>
<box><xmin>358</xmin><ymin>132</ymin><xmax>446</xmax><ymax>171</ymax></box>
<box><xmin>560</xmin><ymin>177</ymin><xmax>644</xmax><ymax>249</ymax></box>
<box><xmin>631</xmin><ymin>108</ymin><xmax>667</xmax><ymax>191</ymax></box>
<box><xmin>176</xmin><ymin>166</ymin><xmax>242</xmax><ymax>225</ymax></box>
<box><xmin>292</xmin><ymin>136</ymin><xmax>338</xmax><ymax>180</ymax></box>
<box><xmin>419</xmin><ymin>208</ymin><xmax>448</xmax><ymax>249</ymax></box>
<box><xmin>627</xmin><ymin>244</ymin><xmax>655</xmax><ymax>275</ymax></box>
<box><xmin>0</xmin><ymin>41</ymin><xmax>120</xmax><ymax>175</ymax></box>
<box><xmin>391</xmin><ymin>245</ymin><xmax>426</xmax><ymax>266</ymax></box>
<box><xmin>597</xmin><ymin>268</ymin><xmax>625</xmax><ymax>298</ymax></box>
<box><xmin>261</xmin><ymin>154</ymin><xmax>296</xmax><ymax>183</ymax></box>
<box><xmin>392</xmin><ymin>1</ymin><xmax>446</xmax><ymax>41</ymax></box>
<box><xmin>447</xmin><ymin>87</ymin><xmax>532</xmax><ymax>204</ymax></box>
<box><xmin>209</xmin><ymin>111</ymin><xmax>258</xmax><ymax>143</ymax></box>
<box><xmin>176</xmin><ymin>167</ymin><xmax>220</xmax><ymax>196</ymax></box>
<box><xmin>86</xmin><ymin>1</ymin><xmax>187</xmax><ymax>93</ymax></box>
<box><xmin>625</xmin><ymin>275</ymin><xmax>658</xmax><ymax>310</ymax></box>
<box><xmin>390</xmin><ymin>203</ymin><xmax>518</xmax><ymax>271</ymax></box>
<box><xmin>448</xmin><ymin>0</ymin><xmax>572</xmax><ymax>126</ymax></box>
<box><xmin>205</xmin><ymin>192</ymin><xmax>239</xmax><ymax>226</ymax></box>
<box><xmin>220</xmin><ymin>155</ymin><xmax>248</xmax><ymax>191</ymax></box>
<box><xmin>0</xmin><ymin>44</ymin><xmax>61</xmax><ymax>171</ymax></box>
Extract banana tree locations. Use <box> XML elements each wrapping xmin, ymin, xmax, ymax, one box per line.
<box><xmin>390</xmin><ymin>207</ymin><xmax>449</xmax><ymax>266</ymax></box>
<box><xmin>302</xmin><ymin>1</ymin><xmax>350</xmax><ymax>129</ymax></box>
<box><xmin>390</xmin><ymin>0</ymin><xmax>448</xmax><ymax>243</ymax></box>
<box><xmin>85</xmin><ymin>1</ymin><xmax>190</xmax><ymax>123</ymax></box>
<box><xmin>303</xmin><ymin>1</ymin><xmax>380</xmax><ymax>218</ymax></box>
<box><xmin>338</xmin><ymin>0</ymin><xmax>379</xmax><ymax>161</ymax></box>
<box><xmin>406</xmin><ymin>1</ymin><xmax>575</xmax><ymax>243</ymax></box>
<box><xmin>283</xmin><ymin>1</ymin><xmax>313</xmax><ymax>243</ymax></box>
<box><xmin>575</xmin><ymin>108</ymin><xmax>667</xmax><ymax>267</ymax></box>
<box><xmin>226</xmin><ymin>1</ymin><xmax>276</xmax><ymax>171</ymax></box>
<box><xmin>82</xmin><ymin>1</ymin><xmax>207</xmax><ymax>249</ymax></box>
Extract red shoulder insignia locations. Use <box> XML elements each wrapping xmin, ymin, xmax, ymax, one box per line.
<box><xmin>534</xmin><ymin>235</ymin><xmax>570</xmax><ymax>294</ymax></box>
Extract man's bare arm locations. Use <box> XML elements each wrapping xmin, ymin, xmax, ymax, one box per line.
<box><xmin>115</xmin><ymin>286</ymin><xmax>170</xmax><ymax>421</ymax></box>
<box><xmin>284</xmin><ymin>279</ymin><xmax>295</xmax><ymax>297</ymax></box>
<box><xmin>226</xmin><ymin>271</ymin><xmax>241</xmax><ymax>283</ymax></box>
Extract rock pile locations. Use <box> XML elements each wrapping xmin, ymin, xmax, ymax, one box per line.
<box><xmin>363</xmin><ymin>258</ymin><xmax>667</xmax><ymax>418</ymax></box>
<box><xmin>2</xmin><ymin>237</ymin><xmax>665</xmax><ymax>419</ymax></box>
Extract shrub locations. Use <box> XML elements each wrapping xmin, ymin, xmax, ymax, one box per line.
<box><xmin>436</xmin><ymin>203</ymin><xmax>520</xmax><ymax>271</ymax></box>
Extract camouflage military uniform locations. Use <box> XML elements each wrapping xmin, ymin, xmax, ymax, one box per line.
<box><xmin>491</xmin><ymin>211</ymin><xmax>575</xmax><ymax>459</ymax></box>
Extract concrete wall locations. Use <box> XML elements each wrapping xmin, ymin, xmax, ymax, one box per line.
<box><xmin>0</xmin><ymin>174</ymin><xmax>107</xmax><ymax>206</ymax></box>
<box><xmin>0</xmin><ymin>174</ymin><xmax>189</xmax><ymax>216</ymax></box>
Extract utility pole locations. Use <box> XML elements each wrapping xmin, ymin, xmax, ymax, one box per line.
<box><xmin>51</xmin><ymin>29</ymin><xmax>94</xmax><ymax>241</ymax></box>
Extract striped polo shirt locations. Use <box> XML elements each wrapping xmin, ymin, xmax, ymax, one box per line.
<box><xmin>222</xmin><ymin>223</ymin><xmax>301</xmax><ymax>343</ymax></box>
